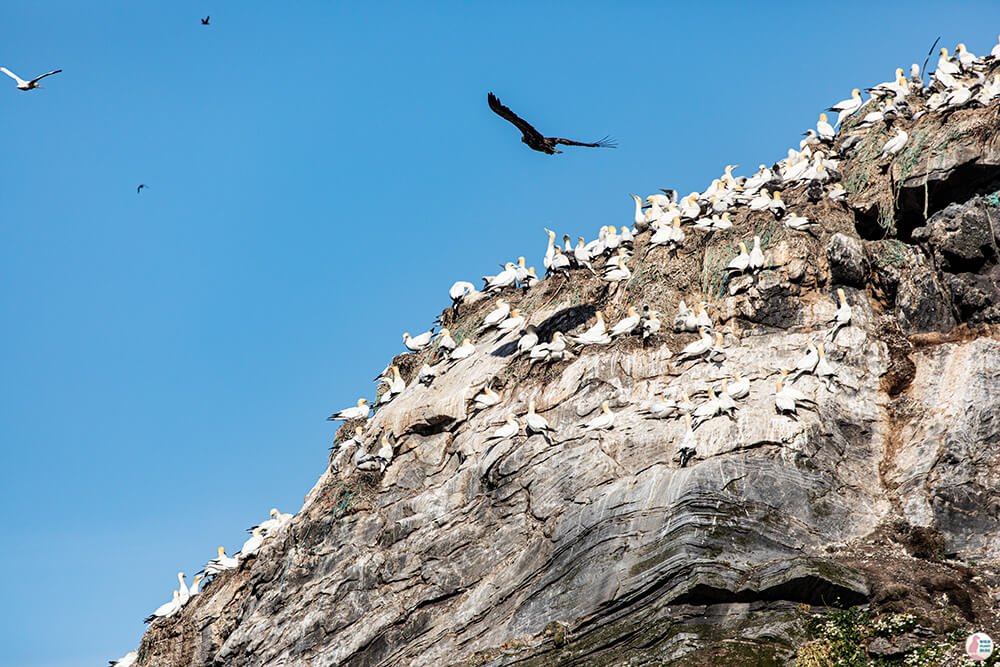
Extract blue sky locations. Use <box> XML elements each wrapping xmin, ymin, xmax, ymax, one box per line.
<box><xmin>2</xmin><ymin>2</ymin><xmax>999</xmax><ymax>665</ymax></box>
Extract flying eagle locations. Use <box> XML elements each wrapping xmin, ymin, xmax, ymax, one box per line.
<box><xmin>487</xmin><ymin>92</ymin><xmax>616</xmax><ymax>155</ymax></box>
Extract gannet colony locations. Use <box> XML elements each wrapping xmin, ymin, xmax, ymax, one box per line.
<box><xmin>119</xmin><ymin>39</ymin><xmax>1000</xmax><ymax>666</ymax></box>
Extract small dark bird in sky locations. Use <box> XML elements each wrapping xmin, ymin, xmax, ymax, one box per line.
<box><xmin>487</xmin><ymin>92</ymin><xmax>616</xmax><ymax>155</ymax></box>
<box><xmin>201</xmin><ymin>16</ymin><xmax>210</xmax><ymax>25</ymax></box>
<box><xmin>137</xmin><ymin>184</ymin><xmax>147</xmax><ymax>194</ymax></box>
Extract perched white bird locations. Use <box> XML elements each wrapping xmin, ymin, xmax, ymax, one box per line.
<box><xmin>203</xmin><ymin>546</ymin><xmax>239</xmax><ymax>577</ymax></box>
<box><xmin>378</xmin><ymin>365</ymin><xmax>406</xmax><ymax>402</ymax></box>
<box><xmin>449</xmin><ymin>338</ymin><xmax>475</xmax><ymax>362</ymax></box>
<box><xmin>402</xmin><ymin>330</ymin><xmax>433</xmax><ymax>352</ymax></box>
<box><xmin>726</xmin><ymin>242</ymin><xmax>751</xmax><ymax>274</ymax></box>
<box><xmin>692</xmin><ymin>387</ymin><xmax>722</xmax><ymax>428</ymax></box>
<box><xmin>674</xmin><ymin>300</ymin><xmax>693</xmax><ymax>332</ymax></box>
<box><xmin>749</xmin><ymin>236</ymin><xmax>765</xmax><ymax>273</ymax></box>
<box><xmin>483</xmin><ymin>262</ymin><xmax>518</xmax><ymax>292</ymax></box>
<box><xmin>354</xmin><ymin>439</ymin><xmax>381</xmax><ymax>471</ymax></box>
<box><xmin>0</xmin><ymin>66</ymin><xmax>62</xmax><ymax>91</ymax></box>
<box><xmin>708</xmin><ymin>332</ymin><xmax>727</xmax><ymax>363</ymax></box>
<box><xmin>176</xmin><ymin>572</ymin><xmax>190</xmax><ymax>605</ymax></box>
<box><xmin>641</xmin><ymin>310</ymin><xmax>661</xmax><ymax>339</ymax></box>
<box><xmin>677</xmin><ymin>413</ymin><xmax>697</xmax><ymax>466</ymax></box>
<box><xmin>827</xmin><ymin>88</ymin><xmax>863</xmax><ymax>126</ymax></box>
<box><xmin>768</xmin><ymin>191</ymin><xmax>786</xmax><ymax>215</ymax></box>
<box><xmin>645</xmin><ymin>393</ymin><xmax>678</xmax><ymax>419</ymax></box>
<box><xmin>495</xmin><ymin>308</ymin><xmax>526</xmax><ymax>336</ymax></box>
<box><xmin>816</xmin><ymin>113</ymin><xmax>835</xmax><ymax>141</ymax></box>
<box><xmin>936</xmin><ymin>47</ymin><xmax>962</xmax><ymax>77</ymax></box>
<box><xmin>675</xmin><ymin>328</ymin><xmax>713</xmax><ymax>363</ymax></box>
<box><xmin>110</xmin><ymin>652</ymin><xmax>138</xmax><ymax>667</ymax></box>
<box><xmin>784</xmin><ymin>215</ymin><xmax>816</xmax><ymax>233</ymax></box>
<box><xmin>449</xmin><ymin>281</ymin><xmax>478</xmax><ymax>311</ymax></box>
<box><xmin>829</xmin><ymin>288</ymin><xmax>852</xmax><ymax>339</ymax></box>
<box><xmin>774</xmin><ymin>370</ymin><xmax>816</xmax><ymax>417</ymax></box>
<box><xmin>473</xmin><ymin>385</ymin><xmax>501</xmax><ymax>410</ymax></box>
<box><xmin>328</xmin><ymin>398</ymin><xmax>370</xmax><ymax>421</ymax></box>
<box><xmin>416</xmin><ymin>363</ymin><xmax>436</xmax><ymax>386</ymax></box>
<box><xmin>543</xmin><ymin>228</ymin><xmax>557</xmax><ymax>273</ymax></box>
<box><xmin>610</xmin><ymin>306</ymin><xmax>640</xmax><ymax>337</ymax></box>
<box><xmin>569</xmin><ymin>312</ymin><xmax>611</xmax><ymax>346</ymax></box>
<box><xmin>790</xmin><ymin>339</ymin><xmax>820</xmax><ymax>381</ymax></box>
<box><xmin>523</xmin><ymin>266</ymin><xmax>540</xmax><ymax>288</ymax></box>
<box><xmin>525</xmin><ymin>399</ymin><xmax>555</xmax><ymax>439</ymax></box>
<box><xmin>479</xmin><ymin>299</ymin><xmax>511</xmax><ymax>331</ymax></box>
<box><xmin>489</xmin><ymin>414</ymin><xmax>520</xmax><ymax>440</ymax></box>
<box><xmin>602</xmin><ymin>251</ymin><xmax>631</xmax><ymax>284</ymax></box>
<box><xmin>631</xmin><ymin>194</ymin><xmax>649</xmax><ymax>232</ymax></box>
<box><xmin>144</xmin><ymin>590</ymin><xmax>181</xmax><ymax>624</ymax></box>
<box><xmin>436</xmin><ymin>328</ymin><xmax>456</xmax><ymax>353</ymax></box>
<box><xmin>188</xmin><ymin>574</ymin><xmax>205</xmax><ymax>598</ymax></box>
<box><xmin>529</xmin><ymin>332</ymin><xmax>573</xmax><ymax>363</ymax></box>
<box><xmin>251</xmin><ymin>507</ymin><xmax>293</xmax><ymax>537</ymax></box>
<box><xmin>238</xmin><ymin>528</ymin><xmax>264</xmax><ymax>560</ymax></box>
<box><xmin>581</xmin><ymin>400</ymin><xmax>615</xmax><ymax>431</ymax></box>
<box><xmin>727</xmin><ymin>373</ymin><xmax>751</xmax><ymax>400</ymax></box>
<box><xmin>517</xmin><ymin>324</ymin><xmax>539</xmax><ymax>354</ymax></box>
<box><xmin>694</xmin><ymin>302</ymin><xmax>712</xmax><ymax>330</ymax></box>
<box><xmin>881</xmin><ymin>128</ymin><xmax>909</xmax><ymax>158</ymax></box>
<box><xmin>376</xmin><ymin>435</ymin><xmax>394</xmax><ymax>470</ymax></box>
<box><xmin>749</xmin><ymin>189</ymin><xmax>772</xmax><ymax>211</ymax></box>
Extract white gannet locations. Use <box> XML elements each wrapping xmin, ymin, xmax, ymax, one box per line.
<box><xmin>676</xmin><ymin>328</ymin><xmax>713</xmax><ymax>363</ymax></box>
<box><xmin>512</xmin><ymin>256</ymin><xmax>530</xmax><ymax>285</ymax></box>
<box><xmin>857</xmin><ymin>103</ymin><xmax>886</xmax><ymax>128</ymax></box>
<box><xmin>489</xmin><ymin>414</ymin><xmax>520</xmax><ymax>440</ymax></box>
<box><xmin>749</xmin><ymin>235</ymin><xmax>765</xmax><ymax>273</ymax></box>
<box><xmin>238</xmin><ymin>528</ymin><xmax>264</xmax><ymax>561</ymax></box>
<box><xmin>784</xmin><ymin>215</ymin><xmax>816</xmax><ymax>233</ymax></box>
<box><xmin>602</xmin><ymin>251</ymin><xmax>631</xmax><ymax>284</ymax></box>
<box><xmin>549</xmin><ymin>247</ymin><xmax>572</xmax><ymax>275</ymax></box>
<box><xmin>631</xmin><ymin>194</ymin><xmax>649</xmax><ymax>232</ymax></box>
<box><xmin>495</xmin><ymin>308</ymin><xmax>525</xmax><ymax>336</ymax></box>
<box><xmin>188</xmin><ymin>574</ymin><xmax>205</xmax><ymax>598</ymax></box>
<box><xmin>574</xmin><ymin>237</ymin><xmax>596</xmax><ymax>273</ymax></box>
<box><xmin>827</xmin><ymin>184</ymin><xmax>847</xmax><ymax>201</ymax></box>
<box><xmin>815</xmin><ymin>342</ymin><xmax>839</xmax><ymax>391</ymax></box>
<box><xmin>620</xmin><ymin>226</ymin><xmax>635</xmax><ymax>247</ymax></box>
<box><xmin>946</xmin><ymin>84</ymin><xmax>973</xmax><ymax>108</ymax></box>
<box><xmin>716</xmin><ymin>381</ymin><xmax>738</xmax><ymax>416</ymax></box>
<box><xmin>641</xmin><ymin>310</ymin><xmax>661</xmax><ymax>339</ymax></box>
<box><xmin>610</xmin><ymin>306</ymin><xmax>640</xmax><ymax>337</ymax></box>
<box><xmin>711</xmin><ymin>212</ymin><xmax>734</xmax><ymax>230</ymax></box>
<box><xmin>673</xmin><ymin>300</ymin><xmax>692</xmax><ymax>332</ymax></box>
<box><xmin>604</xmin><ymin>226</ymin><xmax>621</xmax><ymax>254</ymax></box>
<box><xmin>523</xmin><ymin>266</ymin><xmax>540</xmax><ymax>289</ymax></box>
<box><xmin>517</xmin><ymin>324</ymin><xmax>539</xmax><ymax>354</ymax></box>
<box><xmin>525</xmin><ymin>399</ymin><xmax>555</xmax><ymax>439</ymax></box>
<box><xmin>436</xmin><ymin>327</ymin><xmax>456</xmax><ymax>353</ymax></box>
<box><xmin>581</xmin><ymin>400</ymin><xmax>615</xmax><ymax>431</ymax></box>
<box><xmin>692</xmin><ymin>387</ymin><xmax>721</xmax><ymax>428</ymax></box>
<box><xmin>110</xmin><ymin>652</ymin><xmax>138</xmax><ymax>667</ymax></box>
<box><xmin>543</xmin><ymin>228</ymin><xmax>557</xmax><ymax>273</ymax></box>
<box><xmin>768</xmin><ymin>191</ymin><xmax>786</xmax><ymax>215</ymax></box>
<box><xmin>379</xmin><ymin>365</ymin><xmax>406</xmax><ymax>402</ymax></box>
<box><xmin>829</xmin><ymin>288</ymin><xmax>852</xmax><ymax>339</ymax></box>
<box><xmin>251</xmin><ymin>508</ymin><xmax>283</xmax><ymax>535</ymax></box>
<box><xmin>203</xmin><ymin>546</ymin><xmax>239</xmax><ymax>577</ymax></box>
<box><xmin>144</xmin><ymin>590</ymin><xmax>181</xmax><ymax>624</ymax></box>
<box><xmin>354</xmin><ymin>438</ymin><xmax>380</xmax><ymax>471</ymax></box>
<box><xmin>679</xmin><ymin>194</ymin><xmax>701</xmax><ymax>220</ymax></box>
<box><xmin>328</xmin><ymin>398</ymin><xmax>370</xmax><ymax>422</ymax></box>
<box><xmin>816</xmin><ymin>113</ymin><xmax>835</xmax><ymax>141</ymax></box>
<box><xmin>0</xmin><ymin>66</ymin><xmax>62</xmax><ymax>91</ymax></box>
<box><xmin>956</xmin><ymin>43</ymin><xmax>978</xmax><ymax>68</ymax></box>
<box><xmin>483</xmin><ymin>262</ymin><xmax>518</xmax><ymax>293</ymax></box>
<box><xmin>827</xmin><ymin>88</ymin><xmax>863</xmax><ymax>126</ymax></box>
<box><xmin>726</xmin><ymin>242</ymin><xmax>750</xmax><ymax>274</ymax></box>
<box><xmin>176</xmin><ymin>572</ymin><xmax>190</xmax><ymax>605</ymax></box>
<box><xmin>479</xmin><ymin>299</ymin><xmax>511</xmax><ymax>331</ymax></box>
<box><xmin>708</xmin><ymin>332</ymin><xmax>726</xmax><ymax>363</ymax></box>
<box><xmin>449</xmin><ymin>281</ymin><xmax>478</xmax><ymax>311</ymax></box>
<box><xmin>678</xmin><ymin>391</ymin><xmax>695</xmax><ymax>415</ymax></box>
<box><xmin>749</xmin><ymin>189</ymin><xmax>772</xmax><ymax>211</ymax></box>
<box><xmin>562</xmin><ymin>233</ymin><xmax>573</xmax><ymax>252</ymax></box>
<box><xmin>694</xmin><ymin>302</ymin><xmax>712</xmax><ymax>330</ymax></box>
<box><xmin>645</xmin><ymin>393</ymin><xmax>678</xmax><ymax>419</ymax></box>
<box><xmin>376</xmin><ymin>435</ymin><xmax>394</xmax><ymax>470</ymax></box>
<box><xmin>727</xmin><ymin>373</ymin><xmax>750</xmax><ymax>400</ymax></box>
<box><xmin>417</xmin><ymin>361</ymin><xmax>437</xmax><ymax>387</ymax></box>
<box><xmin>790</xmin><ymin>339</ymin><xmax>819</xmax><ymax>380</ymax></box>
<box><xmin>936</xmin><ymin>47</ymin><xmax>961</xmax><ymax>76</ymax></box>
<box><xmin>774</xmin><ymin>370</ymin><xmax>816</xmax><ymax>418</ymax></box>
<box><xmin>569</xmin><ymin>312</ymin><xmax>611</xmax><ymax>346</ymax></box>
<box><xmin>530</xmin><ymin>332</ymin><xmax>574</xmax><ymax>363</ymax></box>
<box><xmin>473</xmin><ymin>385</ymin><xmax>501</xmax><ymax>410</ymax></box>
<box><xmin>402</xmin><ymin>330</ymin><xmax>433</xmax><ymax>352</ymax></box>
<box><xmin>449</xmin><ymin>338</ymin><xmax>475</xmax><ymax>362</ymax></box>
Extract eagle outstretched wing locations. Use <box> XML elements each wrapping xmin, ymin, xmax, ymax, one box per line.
<box><xmin>554</xmin><ymin>135</ymin><xmax>617</xmax><ymax>148</ymax></box>
<box><xmin>488</xmin><ymin>92</ymin><xmax>545</xmax><ymax>144</ymax></box>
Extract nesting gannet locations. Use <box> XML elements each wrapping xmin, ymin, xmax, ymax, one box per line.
<box><xmin>549</xmin><ymin>247</ymin><xmax>572</xmax><ymax>276</ymax></box>
<box><xmin>774</xmin><ymin>370</ymin><xmax>816</xmax><ymax>418</ymax></box>
<box><xmin>251</xmin><ymin>507</ymin><xmax>293</xmax><ymax>537</ymax></box>
<box><xmin>483</xmin><ymin>262</ymin><xmax>518</xmax><ymax>293</ymax></box>
<box><xmin>543</xmin><ymin>228</ymin><xmax>557</xmax><ymax>273</ymax></box>
<box><xmin>0</xmin><ymin>66</ymin><xmax>62</xmax><ymax>91</ymax></box>
<box><xmin>510</xmin><ymin>256</ymin><xmax>529</xmax><ymax>285</ymax></box>
<box><xmin>479</xmin><ymin>300</ymin><xmax>511</xmax><ymax>331</ymax></box>
<box><xmin>489</xmin><ymin>414</ymin><xmax>520</xmax><ymax>440</ymax></box>
<box><xmin>645</xmin><ymin>393</ymin><xmax>678</xmax><ymax>419</ymax></box>
<box><xmin>530</xmin><ymin>332</ymin><xmax>574</xmax><ymax>363</ymax></box>
<box><xmin>610</xmin><ymin>306</ymin><xmax>640</xmax><ymax>337</ymax></box>
<box><xmin>768</xmin><ymin>191</ymin><xmax>786</xmax><ymax>215</ymax></box>
<box><xmin>188</xmin><ymin>574</ymin><xmax>205</xmax><ymax>598</ymax></box>
<box><xmin>144</xmin><ymin>590</ymin><xmax>181</xmax><ymax>624</ymax></box>
<box><xmin>955</xmin><ymin>43</ymin><xmax>978</xmax><ymax>69</ymax></box>
<box><xmin>727</xmin><ymin>373</ymin><xmax>750</xmax><ymax>400</ymax></box>
<box><xmin>436</xmin><ymin>328</ymin><xmax>457</xmax><ymax>353</ymax></box>
<box><xmin>676</xmin><ymin>328</ymin><xmax>713</xmax><ymax>363</ymax></box>
<box><xmin>602</xmin><ymin>251</ymin><xmax>631</xmax><ymax>284</ymax></box>
<box><xmin>354</xmin><ymin>438</ymin><xmax>381</xmax><ymax>471</ymax></box>
<box><xmin>403</xmin><ymin>331</ymin><xmax>433</xmax><ymax>352</ymax></box>
<box><xmin>631</xmin><ymin>194</ymin><xmax>649</xmax><ymax>232</ymax></box>
<box><xmin>203</xmin><ymin>547</ymin><xmax>239</xmax><ymax>577</ymax></box>
<box><xmin>677</xmin><ymin>414</ymin><xmax>697</xmax><ymax>467</ymax></box>
<box><xmin>517</xmin><ymin>324</ymin><xmax>539</xmax><ymax>354</ymax></box>
<box><xmin>574</xmin><ymin>237</ymin><xmax>596</xmax><ymax>273</ymax></box>
<box><xmin>828</xmin><ymin>288</ymin><xmax>852</xmax><ymax>339</ymax></box>
<box><xmin>790</xmin><ymin>339</ymin><xmax>819</xmax><ymax>380</ymax></box>
<box><xmin>110</xmin><ymin>651</ymin><xmax>138</xmax><ymax>667</ymax></box>
<box><xmin>569</xmin><ymin>312</ymin><xmax>611</xmax><ymax>346</ymax></box>
<box><xmin>815</xmin><ymin>342</ymin><xmax>839</xmax><ymax>391</ymax></box>
<box><xmin>620</xmin><ymin>226</ymin><xmax>635</xmax><ymax>247</ymax></box>
<box><xmin>673</xmin><ymin>300</ymin><xmax>692</xmax><ymax>332</ymax></box>
<box><xmin>524</xmin><ymin>267</ymin><xmax>540</xmax><ymax>289</ymax></box>
<box><xmin>449</xmin><ymin>281</ymin><xmax>478</xmax><ymax>312</ymax></box>
<box><xmin>936</xmin><ymin>47</ymin><xmax>961</xmax><ymax>76</ymax></box>
<box><xmin>375</xmin><ymin>435</ymin><xmax>394</xmax><ymax>471</ymax></box>
<box><xmin>784</xmin><ymin>215</ymin><xmax>816</xmax><ymax>233</ymax></box>
<box><xmin>525</xmin><ymin>399</ymin><xmax>555</xmax><ymax>439</ymax></box>
<box><xmin>680</xmin><ymin>194</ymin><xmax>701</xmax><ymax>220</ymax></box>
<box><xmin>694</xmin><ymin>302</ymin><xmax>712</xmax><ymax>330</ymax></box>
<box><xmin>450</xmin><ymin>338</ymin><xmax>475</xmax><ymax>362</ymax></box>
<box><xmin>726</xmin><ymin>242</ymin><xmax>751</xmax><ymax>274</ymax></box>
<box><xmin>749</xmin><ymin>189</ymin><xmax>772</xmax><ymax>211</ymax></box>
<box><xmin>748</xmin><ymin>236</ymin><xmax>765</xmax><ymax>273</ymax></box>
<box><xmin>473</xmin><ymin>385</ymin><xmax>501</xmax><ymax>410</ymax></box>
<box><xmin>827</xmin><ymin>185</ymin><xmax>847</xmax><ymax>201</ymax></box>
<box><xmin>827</xmin><ymin>88</ymin><xmax>863</xmax><ymax>126</ymax></box>
<box><xmin>495</xmin><ymin>308</ymin><xmax>525</xmax><ymax>336</ymax></box>
<box><xmin>238</xmin><ymin>528</ymin><xmax>264</xmax><ymax>561</ymax></box>
<box><xmin>678</xmin><ymin>391</ymin><xmax>695</xmax><ymax>415</ymax></box>
<box><xmin>379</xmin><ymin>365</ymin><xmax>406</xmax><ymax>402</ymax></box>
<box><xmin>816</xmin><ymin>113</ymin><xmax>835</xmax><ymax>141</ymax></box>
<box><xmin>581</xmin><ymin>401</ymin><xmax>615</xmax><ymax>431</ymax></box>
<box><xmin>175</xmin><ymin>572</ymin><xmax>190</xmax><ymax>605</ymax></box>
<box><xmin>711</xmin><ymin>212</ymin><xmax>734</xmax><ymax>230</ymax></box>
<box><xmin>692</xmin><ymin>387</ymin><xmax>722</xmax><ymax>428</ymax></box>
<box><xmin>641</xmin><ymin>310</ymin><xmax>661</xmax><ymax>339</ymax></box>
<box><xmin>328</xmin><ymin>398</ymin><xmax>370</xmax><ymax>421</ymax></box>
<box><xmin>708</xmin><ymin>332</ymin><xmax>726</xmax><ymax>363</ymax></box>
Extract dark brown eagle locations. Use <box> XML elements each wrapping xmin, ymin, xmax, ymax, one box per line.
<box><xmin>487</xmin><ymin>92</ymin><xmax>616</xmax><ymax>155</ymax></box>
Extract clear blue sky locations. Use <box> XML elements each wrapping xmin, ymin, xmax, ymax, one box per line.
<box><xmin>2</xmin><ymin>2</ymin><xmax>999</xmax><ymax>665</ymax></box>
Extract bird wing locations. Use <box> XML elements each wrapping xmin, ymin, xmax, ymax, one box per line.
<box><xmin>29</xmin><ymin>69</ymin><xmax>62</xmax><ymax>84</ymax></box>
<box><xmin>488</xmin><ymin>93</ymin><xmax>545</xmax><ymax>142</ymax></box>
<box><xmin>0</xmin><ymin>67</ymin><xmax>26</xmax><ymax>85</ymax></box>
<box><xmin>552</xmin><ymin>135</ymin><xmax>617</xmax><ymax>148</ymax></box>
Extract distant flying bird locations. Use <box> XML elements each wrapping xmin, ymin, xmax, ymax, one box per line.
<box><xmin>137</xmin><ymin>184</ymin><xmax>147</xmax><ymax>194</ymax></box>
<box><xmin>201</xmin><ymin>16</ymin><xmax>211</xmax><ymax>25</ymax></box>
<box><xmin>1</xmin><ymin>67</ymin><xmax>62</xmax><ymax>91</ymax></box>
<box><xmin>487</xmin><ymin>92</ymin><xmax>616</xmax><ymax>155</ymax></box>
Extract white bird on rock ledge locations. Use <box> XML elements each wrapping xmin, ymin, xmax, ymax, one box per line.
<box><xmin>525</xmin><ymin>399</ymin><xmax>555</xmax><ymax>439</ymax></box>
<box><xmin>402</xmin><ymin>331</ymin><xmax>433</xmax><ymax>352</ymax></box>
<box><xmin>110</xmin><ymin>651</ymin><xmax>138</xmax><ymax>667</ymax></box>
<box><xmin>489</xmin><ymin>414</ymin><xmax>520</xmax><ymax>440</ymax></box>
<box><xmin>581</xmin><ymin>400</ymin><xmax>615</xmax><ymax>431</ymax></box>
<box><xmin>203</xmin><ymin>546</ymin><xmax>239</xmax><ymax>577</ymax></box>
<box><xmin>328</xmin><ymin>398</ymin><xmax>370</xmax><ymax>421</ymax></box>
<box><xmin>144</xmin><ymin>590</ymin><xmax>180</xmax><ymax>624</ymax></box>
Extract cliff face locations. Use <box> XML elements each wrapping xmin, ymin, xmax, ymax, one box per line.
<box><xmin>138</xmin><ymin>79</ymin><xmax>1000</xmax><ymax>665</ymax></box>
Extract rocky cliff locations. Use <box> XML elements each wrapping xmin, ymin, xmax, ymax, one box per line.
<box><xmin>137</xmin><ymin>62</ymin><xmax>1000</xmax><ymax>666</ymax></box>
